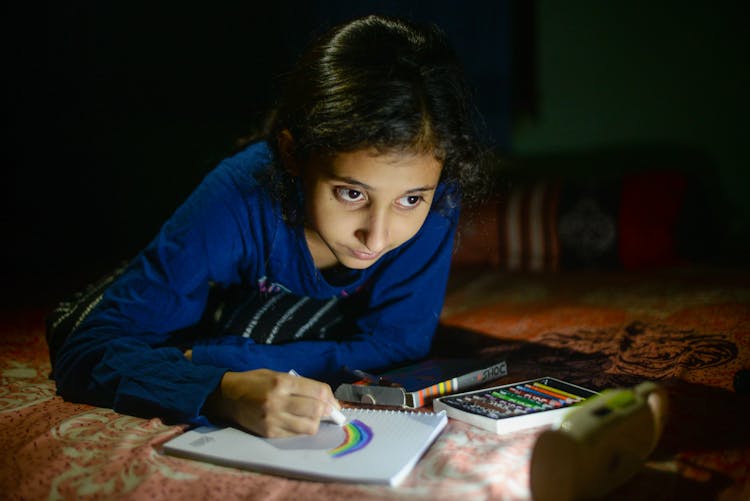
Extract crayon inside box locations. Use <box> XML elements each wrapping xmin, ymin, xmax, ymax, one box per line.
<box><xmin>438</xmin><ymin>377</ymin><xmax>598</xmax><ymax>421</ymax></box>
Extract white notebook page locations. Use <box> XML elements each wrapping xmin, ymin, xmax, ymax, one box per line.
<box><xmin>163</xmin><ymin>408</ymin><xmax>448</xmax><ymax>486</ymax></box>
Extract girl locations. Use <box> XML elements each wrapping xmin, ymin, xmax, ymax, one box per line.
<box><xmin>50</xmin><ymin>14</ymin><xmax>484</xmax><ymax>438</ymax></box>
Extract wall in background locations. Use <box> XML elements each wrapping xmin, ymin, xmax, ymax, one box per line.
<box><xmin>512</xmin><ymin>2</ymin><xmax>749</xmax><ymax>255</ymax></box>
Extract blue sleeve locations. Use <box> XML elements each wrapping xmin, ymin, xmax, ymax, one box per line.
<box><xmin>52</xmin><ymin>158</ymin><xmax>258</xmax><ymax>424</ymax></box>
<box><xmin>190</xmin><ymin>208</ymin><xmax>458</xmax><ymax>384</ymax></box>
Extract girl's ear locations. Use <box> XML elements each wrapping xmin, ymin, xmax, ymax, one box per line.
<box><xmin>277</xmin><ymin>129</ymin><xmax>299</xmax><ymax>176</ymax></box>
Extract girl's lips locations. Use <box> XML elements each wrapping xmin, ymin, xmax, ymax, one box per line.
<box><xmin>350</xmin><ymin>248</ymin><xmax>381</xmax><ymax>261</ymax></box>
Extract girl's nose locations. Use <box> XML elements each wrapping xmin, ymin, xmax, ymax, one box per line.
<box><xmin>356</xmin><ymin>210</ymin><xmax>389</xmax><ymax>253</ymax></box>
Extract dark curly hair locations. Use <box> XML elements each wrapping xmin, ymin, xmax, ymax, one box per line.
<box><xmin>252</xmin><ymin>15</ymin><xmax>487</xmax><ymax>222</ymax></box>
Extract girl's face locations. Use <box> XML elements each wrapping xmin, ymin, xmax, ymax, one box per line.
<box><xmin>299</xmin><ymin>148</ymin><xmax>443</xmax><ymax>270</ymax></box>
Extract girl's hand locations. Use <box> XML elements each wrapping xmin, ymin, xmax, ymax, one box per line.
<box><xmin>204</xmin><ymin>369</ymin><xmax>341</xmax><ymax>438</ymax></box>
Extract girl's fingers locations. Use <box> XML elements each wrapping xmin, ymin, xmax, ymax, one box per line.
<box><xmin>219</xmin><ymin>370</ymin><xmax>340</xmax><ymax>437</ymax></box>
<box><xmin>286</xmin><ymin>393</ymin><xmax>331</xmax><ymax>419</ymax></box>
<box><xmin>284</xmin><ymin>372</ymin><xmax>340</xmax><ymax>412</ymax></box>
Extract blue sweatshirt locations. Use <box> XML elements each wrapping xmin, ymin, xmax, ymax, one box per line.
<box><xmin>53</xmin><ymin>142</ymin><xmax>459</xmax><ymax>424</ymax></box>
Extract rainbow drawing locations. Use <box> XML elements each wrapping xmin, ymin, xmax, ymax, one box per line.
<box><xmin>327</xmin><ymin>419</ymin><xmax>373</xmax><ymax>458</ymax></box>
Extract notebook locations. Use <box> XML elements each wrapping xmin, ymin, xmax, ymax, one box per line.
<box><xmin>162</xmin><ymin>408</ymin><xmax>448</xmax><ymax>486</ymax></box>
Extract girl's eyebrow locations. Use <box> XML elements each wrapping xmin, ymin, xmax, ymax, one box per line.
<box><xmin>330</xmin><ymin>174</ymin><xmax>436</xmax><ymax>194</ymax></box>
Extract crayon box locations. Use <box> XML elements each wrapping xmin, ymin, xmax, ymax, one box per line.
<box><xmin>433</xmin><ymin>377</ymin><xmax>598</xmax><ymax>434</ymax></box>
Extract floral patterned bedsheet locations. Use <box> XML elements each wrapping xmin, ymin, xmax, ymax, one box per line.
<box><xmin>2</xmin><ymin>269</ymin><xmax>749</xmax><ymax>500</ymax></box>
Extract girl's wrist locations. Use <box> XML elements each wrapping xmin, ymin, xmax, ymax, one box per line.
<box><xmin>203</xmin><ymin>371</ymin><xmax>238</xmax><ymax>421</ymax></box>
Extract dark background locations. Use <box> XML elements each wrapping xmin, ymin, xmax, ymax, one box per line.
<box><xmin>5</xmin><ymin>1</ymin><xmax>516</xmax><ymax>306</ymax></box>
<box><xmin>5</xmin><ymin>1</ymin><xmax>749</xmax><ymax>307</ymax></box>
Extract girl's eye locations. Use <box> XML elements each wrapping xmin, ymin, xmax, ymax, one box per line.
<box><xmin>336</xmin><ymin>188</ymin><xmax>365</xmax><ymax>203</ymax></box>
<box><xmin>397</xmin><ymin>195</ymin><xmax>423</xmax><ymax>208</ymax></box>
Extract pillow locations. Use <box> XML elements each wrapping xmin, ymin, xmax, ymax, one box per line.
<box><xmin>452</xmin><ymin>170</ymin><xmax>692</xmax><ymax>271</ymax></box>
